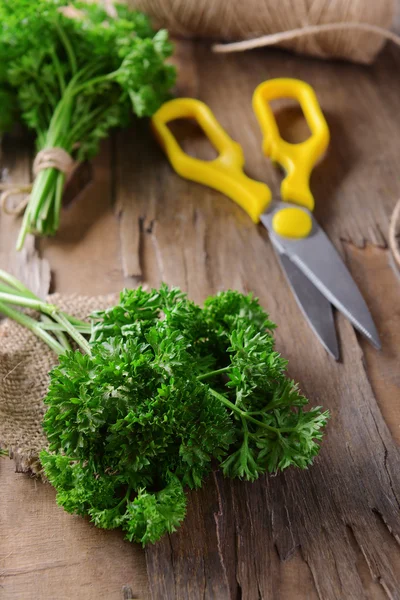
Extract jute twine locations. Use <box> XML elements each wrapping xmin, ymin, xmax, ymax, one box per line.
<box><xmin>128</xmin><ymin>0</ymin><xmax>397</xmax><ymax>64</ymax></box>
<box><xmin>0</xmin><ymin>293</ymin><xmax>116</xmax><ymax>474</ymax></box>
<box><xmin>212</xmin><ymin>22</ymin><xmax>400</xmax><ymax>56</ymax></box>
<box><xmin>0</xmin><ymin>147</ymin><xmax>75</xmax><ymax>216</ymax></box>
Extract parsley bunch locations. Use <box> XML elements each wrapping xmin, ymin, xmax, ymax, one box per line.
<box><xmin>0</xmin><ymin>272</ymin><xmax>328</xmax><ymax>545</ymax></box>
<box><xmin>0</xmin><ymin>0</ymin><xmax>175</xmax><ymax>249</ymax></box>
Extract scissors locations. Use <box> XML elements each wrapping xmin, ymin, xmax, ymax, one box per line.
<box><xmin>151</xmin><ymin>78</ymin><xmax>380</xmax><ymax>359</ymax></box>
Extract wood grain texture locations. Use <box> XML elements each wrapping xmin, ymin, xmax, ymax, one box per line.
<box><xmin>0</xmin><ymin>459</ymin><xmax>149</xmax><ymax>600</ymax></box>
<box><xmin>347</xmin><ymin>245</ymin><xmax>400</xmax><ymax>446</ymax></box>
<box><xmin>137</xmin><ymin>42</ymin><xmax>400</xmax><ymax>599</ymax></box>
<box><xmin>0</xmin><ymin>143</ymin><xmax>150</xmax><ymax>600</ymax></box>
<box><xmin>1</xmin><ymin>40</ymin><xmax>400</xmax><ymax>600</ymax></box>
<box><xmin>0</xmin><ymin>134</ymin><xmax>50</xmax><ymax>298</ymax></box>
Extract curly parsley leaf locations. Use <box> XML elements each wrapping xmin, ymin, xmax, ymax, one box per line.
<box><xmin>0</xmin><ymin>276</ymin><xmax>328</xmax><ymax>545</ymax></box>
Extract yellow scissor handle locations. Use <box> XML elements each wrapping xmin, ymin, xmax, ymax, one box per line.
<box><xmin>253</xmin><ymin>78</ymin><xmax>330</xmax><ymax>212</ymax></box>
<box><xmin>151</xmin><ymin>98</ymin><xmax>271</xmax><ymax>223</ymax></box>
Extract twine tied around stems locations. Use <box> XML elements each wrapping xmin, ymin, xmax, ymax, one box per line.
<box><xmin>0</xmin><ymin>147</ymin><xmax>75</xmax><ymax>217</ymax></box>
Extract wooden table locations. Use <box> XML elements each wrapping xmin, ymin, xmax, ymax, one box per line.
<box><xmin>1</xmin><ymin>40</ymin><xmax>400</xmax><ymax>600</ymax></box>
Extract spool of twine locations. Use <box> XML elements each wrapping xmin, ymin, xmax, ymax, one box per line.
<box><xmin>128</xmin><ymin>0</ymin><xmax>397</xmax><ymax>64</ymax></box>
<box><xmin>0</xmin><ymin>147</ymin><xmax>75</xmax><ymax>216</ymax></box>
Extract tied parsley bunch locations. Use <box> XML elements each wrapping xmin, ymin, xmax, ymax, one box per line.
<box><xmin>0</xmin><ymin>0</ymin><xmax>175</xmax><ymax>249</ymax></box>
<box><xmin>0</xmin><ymin>272</ymin><xmax>328</xmax><ymax>545</ymax></box>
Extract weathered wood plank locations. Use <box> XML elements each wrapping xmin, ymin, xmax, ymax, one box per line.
<box><xmin>347</xmin><ymin>244</ymin><xmax>400</xmax><ymax>445</ymax></box>
<box><xmin>0</xmin><ymin>140</ymin><xmax>150</xmax><ymax>600</ymax></box>
<box><xmin>0</xmin><ymin>459</ymin><xmax>149</xmax><ymax>600</ymax></box>
<box><xmin>39</xmin><ymin>140</ymin><xmax>125</xmax><ymax>295</ymax></box>
<box><xmin>0</xmin><ymin>134</ymin><xmax>50</xmax><ymax>298</ymax></box>
<box><xmin>137</xmin><ymin>42</ymin><xmax>400</xmax><ymax>598</ymax></box>
<box><xmin>1</xmin><ymin>38</ymin><xmax>400</xmax><ymax>600</ymax></box>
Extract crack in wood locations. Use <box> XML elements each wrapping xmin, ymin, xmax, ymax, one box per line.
<box><xmin>212</xmin><ymin>472</ymin><xmax>234</xmax><ymax>598</ymax></box>
<box><xmin>145</xmin><ymin>219</ymin><xmax>155</xmax><ymax>234</ymax></box>
<box><xmin>368</xmin><ymin>403</ymin><xmax>400</xmax><ymax>512</ymax></box>
<box><xmin>0</xmin><ymin>560</ymin><xmax>81</xmax><ymax>578</ymax></box>
<box><xmin>148</xmin><ymin>219</ymin><xmax>165</xmax><ymax>282</ymax></box>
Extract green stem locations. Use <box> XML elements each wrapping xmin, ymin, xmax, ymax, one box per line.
<box><xmin>54</xmin><ymin>19</ymin><xmax>77</xmax><ymax>75</ymax></box>
<box><xmin>15</xmin><ymin>60</ymin><xmax>109</xmax><ymax>249</ymax></box>
<box><xmin>117</xmin><ymin>487</ymin><xmax>132</xmax><ymax>509</ymax></box>
<box><xmin>241</xmin><ymin>416</ymin><xmax>249</xmax><ymax>446</ymax></box>
<box><xmin>0</xmin><ymin>270</ymin><xmax>37</xmax><ymax>297</ymax></box>
<box><xmin>46</xmin><ymin>95</ymin><xmax>74</xmax><ymax>149</ymax></box>
<box><xmin>0</xmin><ymin>292</ymin><xmax>54</xmax><ymax>312</ymax></box>
<box><xmin>35</xmin><ymin>170</ymin><xmax>59</xmax><ymax>223</ymax></box>
<box><xmin>0</xmin><ymin>271</ymin><xmax>89</xmax><ymax>331</ymax></box>
<box><xmin>68</xmin><ymin>102</ymin><xmax>115</xmax><ymax>142</ymax></box>
<box><xmin>72</xmin><ymin>69</ymin><xmax>119</xmax><ymax>96</ymax></box>
<box><xmin>53</xmin><ymin>171</ymin><xmax>65</xmax><ymax>232</ymax></box>
<box><xmin>36</xmin><ymin>79</ymin><xmax>58</xmax><ymax>115</ymax></box>
<box><xmin>51</xmin><ymin>311</ymin><xmax>92</xmax><ymax>355</ymax></box>
<box><xmin>197</xmin><ymin>367</ymin><xmax>231</xmax><ymax>381</ymax></box>
<box><xmin>16</xmin><ymin>168</ymin><xmax>58</xmax><ymax>249</ymax></box>
<box><xmin>40</xmin><ymin>314</ymin><xmax>71</xmax><ymax>352</ymax></box>
<box><xmin>44</xmin><ymin>62</ymin><xmax>105</xmax><ymax>144</ymax></box>
<box><xmin>208</xmin><ymin>388</ymin><xmax>295</xmax><ymax>434</ymax></box>
<box><xmin>50</xmin><ymin>49</ymin><xmax>66</xmax><ymax>94</ymax></box>
<box><xmin>0</xmin><ymin>282</ymin><xmax>22</xmax><ymax>296</ymax></box>
<box><xmin>39</xmin><ymin>321</ymin><xmax>91</xmax><ymax>334</ymax></box>
<box><xmin>67</xmin><ymin>315</ymin><xmax>91</xmax><ymax>328</ymax></box>
<box><xmin>0</xmin><ymin>301</ymin><xmax>65</xmax><ymax>355</ymax></box>
<box><xmin>0</xmin><ymin>292</ymin><xmax>91</xmax><ymax>355</ymax></box>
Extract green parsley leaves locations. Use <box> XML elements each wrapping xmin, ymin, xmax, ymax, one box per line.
<box><xmin>0</xmin><ymin>1</ymin><xmax>175</xmax><ymax>249</ymax></box>
<box><xmin>0</xmin><ymin>274</ymin><xmax>328</xmax><ymax>545</ymax></box>
<box><xmin>40</xmin><ymin>285</ymin><xmax>328</xmax><ymax>545</ymax></box>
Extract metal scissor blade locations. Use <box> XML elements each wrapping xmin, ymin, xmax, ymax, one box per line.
<box><xmin>272</xmin><ymin>242</ymin><xmax>339</xmax><ymax>360</ymax></box>
<box><xmin>261</xmin><ymin>204</ymin><xmax>381</xmax><ymax>349</ymax></box>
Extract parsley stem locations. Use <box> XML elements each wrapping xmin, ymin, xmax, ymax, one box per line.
<box><xmin>0</xmin><ymin>271</ymin><xmax>90</xmax><ymax>332</ymax></box>
<box><xmin>54</xmin><ymin>19</ymin><xmax>77</xmax><ymax>75</ymax></box>
<box><xmin>208</xmin><ymin>388</ymin><xmax>295</xmax><ymax>434</ymax></box>
<box><xmin>50</xmin><ymin>49</ymin><xmax>66</xmax><ymax>94</ymax></box>
<box><xmin>197</xmin><ymin>367</ymin><xmax>230</xmax><ymax>381</ymax></box>
<box><xmin>0</xmin><ymin>292</ymin><xmax>53</xmax><ymax>311</ymax></box>
<box><xmin>68</xmin><ymin>102</ymin><xmax>117</xmax><ymax>142</ymax></box>
<box><xmin>0</xmin><ymin>282</ymin><xmax>22</xmax><ymax>296</ymax></box>
<box><xmin>38</xmin><ymin>321</ymin><xmax>91</xmax><ymax>333</ymax></box>
<box><xmin>0</xmin><ymin>292</ymin><xmax>91</xmax><ymax>355</ymax></box>
<box><xmin>0</xmin><ymin>300</ymin><xmax>65</xmax><ymax>355</ymax></box>
<box><xmin>0</xmin><ymin>270</ymin><xmax>37</xmax><ymax>296</ymax></box>
<box><xmin>53</xmin><ymin>171</ymin><xmax>65</xmax><ymax>231</ymax></box>
<box><xmin>40</xmin><ymin>314</ymin><xmax>72</xmax><ymax>352</ymax></box>
<box><xmin>117</xmin><ymin>487</ymin><xmax>132</xmax><ymax>509</ymax></box>
<box><xmin>50</xmin><ymin>311</ymin><xmax>92</xmax><ymax>356</ymax></box>
<box><xmin>72</xmin><ymin>72</ymin><xmax>115</xmax><ymax>95</ymax></box>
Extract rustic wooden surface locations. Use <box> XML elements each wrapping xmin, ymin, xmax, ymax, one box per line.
<box><xmin>1</xmin><ymin>39</ymin><xmax>400</xmax><ymax>600</ymax></box>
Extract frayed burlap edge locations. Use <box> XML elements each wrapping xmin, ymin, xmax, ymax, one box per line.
<box><xmin>0</xmin><ymin>293</ymin><xmax>118</xmax><ymax>475</ymax></box>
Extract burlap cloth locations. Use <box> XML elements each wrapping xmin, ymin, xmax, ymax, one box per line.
<box><xmin>0</xmin><ymin>293</ymin><xmax>117</xmax><ymax>474</ymax></box>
